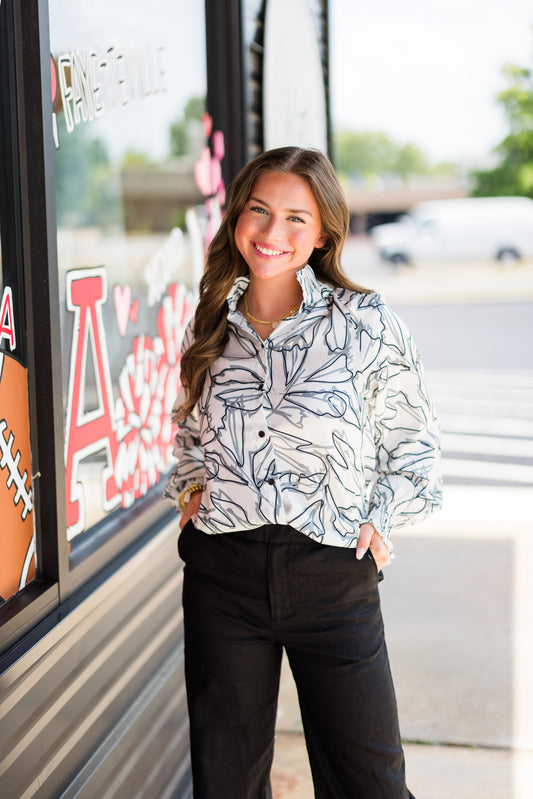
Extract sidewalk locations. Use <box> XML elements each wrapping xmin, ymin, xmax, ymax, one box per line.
<box><xmin>271</xmin><ymin>486</ymin><xmax>533</xmax><ymax>798</ymax></box>
<box><xmin>272</xmin><ymin>729</ymin><xmax>518</xmax><ymax>799</ymax></box>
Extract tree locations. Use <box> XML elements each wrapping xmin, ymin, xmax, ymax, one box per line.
<box><xmin>472</xmin><ymin>57</ymin><xmax>533</xmax><ymax>198</ymax></box>
<box><xmin>333</xmin><ymin>130</ymin><xmax>429</xmax><ymax>182</ymax></box>
<box><xmin>392</xmin><ymin>143</ymin><xmax>429</xmax><ymax>181</ymax></box>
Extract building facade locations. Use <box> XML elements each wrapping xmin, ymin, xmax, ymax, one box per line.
<box><xmin>0</xmin><ymin>1</ymin><xmax>329</xmax><ymax>796</ymax></box>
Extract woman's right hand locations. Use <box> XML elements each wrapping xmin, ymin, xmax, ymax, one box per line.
<box><xmin>179</xmin><ymin>490</ymin><xmax>203</xmax><ymax>530</ymax></box>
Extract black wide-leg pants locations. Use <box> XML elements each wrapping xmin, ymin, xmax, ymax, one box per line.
<box><xmin>178</xmin><ymin>521</ymin><xmax>415</xmax><ymax>799</ymax></box>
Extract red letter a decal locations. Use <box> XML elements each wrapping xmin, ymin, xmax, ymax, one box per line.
<box><xmin>65</xmin><ymin>268</ymin><xmax>120</xmax><ymax>540</ymax></box>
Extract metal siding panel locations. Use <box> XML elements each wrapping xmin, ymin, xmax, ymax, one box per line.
<box><xmin>60</xmin><ymin>649</ymin><xmax>191</xmax><ymax>799</ymax></box>
<box><xmin>0</xmin><ymin>520</ymin><xmax>190</xmax><ymax>798</ymax></box>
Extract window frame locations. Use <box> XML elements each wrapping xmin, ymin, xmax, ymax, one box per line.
<box><xmin>0</xmin><ymin>0</ymin><xmax>188</xmax><ymax>657</ymax></box>
<box><xmin>0</xmin><ymin>0</ymin><xmax>63</xmax><ymax>656</ymax></box>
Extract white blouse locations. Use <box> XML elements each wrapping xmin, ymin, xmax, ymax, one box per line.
<box><xmin>164</xmin><ymin>265</ymin><xmax>442</xmax><ymax>550</ymax></box>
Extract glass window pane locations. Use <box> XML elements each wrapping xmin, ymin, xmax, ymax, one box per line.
<box><xmin>49</xmin><ymin>1</ymin><xmax>215</xmax><ymax>548</ymax></box>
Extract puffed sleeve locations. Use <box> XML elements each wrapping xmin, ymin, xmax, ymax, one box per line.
<box><xmin>364</xmin><ymin>302</ymin><xmax>443</xmax><ymax>544</ymax></box>
<box><xmin>162</xmin><ymin>322</ymin><xmax>205</xmax><ymax>510</ymax></box>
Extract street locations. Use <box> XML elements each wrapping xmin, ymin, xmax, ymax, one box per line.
<box><xmin>396</xmin><ymin>301</ymin><xmax>533</xmax><ymax>371</ymax></box>
<box><xmin>393</xmin><ymin>300</ymin><xmax>533</xmax><ymax>491</ymax></box>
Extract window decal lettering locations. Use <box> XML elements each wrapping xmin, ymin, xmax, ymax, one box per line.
<box><xmin>0</xmin><ymin>286</ymin><xmax>16</xmax><ymax>351</ymax></box>
<box><xmin>52</xmin><ymin>44</ymin><xmax>167</xmax><ymax>149</ymax></box>
<box><xmin>64</xmin><ymin>267</ymin><xmax>194</xmax><ymax>540</ymax></box>
<box><xmin>65</xmin><ymin>268</ymin><xmax>121</xmax><ymax>539</ymax></box>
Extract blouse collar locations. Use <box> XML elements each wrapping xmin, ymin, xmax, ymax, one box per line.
<box><xmin>226</xmin><ymin>264</ymin><xmax>328</xmax><ymax>313</ymax></box>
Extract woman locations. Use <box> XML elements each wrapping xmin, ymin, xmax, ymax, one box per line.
<box><xmin>165</xmin><ymin>146</ymin><xmax>442</xmax><ymax>799</ymax></box>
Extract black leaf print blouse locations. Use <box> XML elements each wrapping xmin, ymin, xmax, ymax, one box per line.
<box><xmin>164</xmin><ymin>265</ymin><xmax>443</xmax><ymax>551</ymax></box>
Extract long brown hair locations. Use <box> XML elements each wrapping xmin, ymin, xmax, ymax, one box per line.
<box><xmin>175</xmin><ymin>146</ymin><xmax>370</xmax><ymax>421</ymax></box>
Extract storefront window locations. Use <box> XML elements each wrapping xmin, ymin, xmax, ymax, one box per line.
<box><xmin>48</xmin><ymin>1</ymin><xmax>220</xmax><ymax>551</ymax></box>
<box><xmin>0</xmin><ymin>1</ymin><xmax>36</xmax><ymax>604</ymax></box>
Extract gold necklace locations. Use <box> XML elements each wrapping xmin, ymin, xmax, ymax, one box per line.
<box><xmin>243</xmin><ymin>292</ymin><xmax>301</xmax><ymax>328</ymax></box>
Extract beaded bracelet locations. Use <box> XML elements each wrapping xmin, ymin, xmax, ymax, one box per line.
<box><xmin>178</xmin><ymin>483</ymin><xmax>204</xmax><ymax>511</ymax></box>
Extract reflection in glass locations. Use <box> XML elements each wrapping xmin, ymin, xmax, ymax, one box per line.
<box><xmin>49</xmin><ymin>1</ymin><xmax>211</xmax><ymax>543</ymax></box>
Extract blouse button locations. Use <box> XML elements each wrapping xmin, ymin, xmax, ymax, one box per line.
<box><xmin>267</xmin><ymin>478</ymin><xmax>275</xmax><ymax>486</ymax></box>
<box><xmin>258</xmin><ymin>430</ymin><xmax>266</xmax><ymax>438</ymax></box>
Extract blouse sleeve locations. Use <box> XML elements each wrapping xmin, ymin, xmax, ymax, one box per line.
<box><xmin>162</xmin><ymin>324</ymin><xmax>206</xmax><ymax>510</ymax></box>
<box><xmin>364</xmin><ymin>302</ymin><xmax>443</xmax><ymax>544</ymax></box>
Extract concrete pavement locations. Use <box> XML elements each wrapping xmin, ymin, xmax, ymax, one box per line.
<box><xmin>270</xmin><ymin>238</ymin><xmax>533</xmax><ymax>798</ymax></box>
<box><xmin>272</xmin><ymin>732</ymin><xmax>514</xmax><ymax>799</ymax></box>
<box><xmin>271</xmin><ymin>486</ymin><xmax>533</xmax><ymax>799</ymax></box>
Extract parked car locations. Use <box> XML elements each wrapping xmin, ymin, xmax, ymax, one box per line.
<box><xmin>370</xmin><ymin>196</ymin><xmax>533</xmax><ymax>265</ymax></box>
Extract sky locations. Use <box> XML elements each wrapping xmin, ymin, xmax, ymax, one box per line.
<box><xmin>330</xmin><ymin>0</ymin><xmax>533</xmax><ymax>166</ymax></box>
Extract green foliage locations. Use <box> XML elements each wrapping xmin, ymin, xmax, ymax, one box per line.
<box><xmin>393</xmin><ymin>143</ymin><xmax>429</xmax><ymax>181</ymax></box>
<box><xmin>498</xmin><ymin>64</ymin><xmax>533</xmax><ymax>134</ymax></box>
<box><xmin>169</xmin><ymin>96</ymin><xmax>205</xmax><ymax>157</ymax></box>
<box><xmin>471</xmin><ymin>50</ymin><xmax>533</xmax><ymax>199</ymax></box>
<box><xmin>122</xmin><ymin>150</ymin><xmax>153</xmax><ymax>167</ymax></box>
<box><xmin>333</xmin><ymin>130</ymin><xmax>429</xmax><ymax>181</ymax></box>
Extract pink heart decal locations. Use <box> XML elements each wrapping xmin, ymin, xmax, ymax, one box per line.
<box><xmin>211</xmin><ymin>158</ymin><xmax>222</xmax><ymax>194</ymax></box>
<box><xmin>114</xmin><ymin>284</ymin><xmax>131</xmax><ymax>337</ymax></box>
<box><xmin>212</xmin><ymin>130</ymin><xmax>225</xmax><ymax>161</ymax></box>
<box><xmin>195</xmin><ymin>147</ymin><xmax>213</xmax><ymax>196</ymax></box>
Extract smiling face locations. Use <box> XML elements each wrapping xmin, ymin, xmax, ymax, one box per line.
<box><xmin>234</xmin><ymin>171</ymin><xmax>325</xmax><ymax>284</ymax></box>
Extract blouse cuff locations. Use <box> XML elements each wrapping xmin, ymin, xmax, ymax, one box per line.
<box><xmin>163</xmin><ymin>463</ymin><xmax>206</xmax><ymax>511</ymax></box>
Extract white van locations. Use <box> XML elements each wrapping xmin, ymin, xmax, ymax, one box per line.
<box><xmin>370</xmin><ymin>196</ymin><xmax>533</xmax><ymax>265</ymax></box>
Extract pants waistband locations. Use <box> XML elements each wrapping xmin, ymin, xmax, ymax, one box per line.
<box><xmin>229</xmin><ymin>524</ymin><xmax>322</xmax><ymax>546</ymax></box>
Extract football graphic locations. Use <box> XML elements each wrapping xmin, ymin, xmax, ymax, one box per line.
<box><xmin>0</xmin><ymin>351</ymin><xmax>35</xmax><ymax>604</ymax></box>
